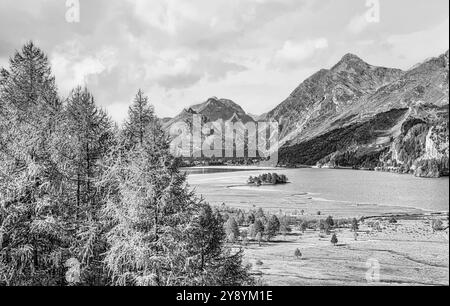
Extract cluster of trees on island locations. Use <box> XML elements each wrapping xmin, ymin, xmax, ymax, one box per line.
<box><xmin>0</xmin><ymin>43</ymin><xmax>254</xmax><ymax>286</ymax></box>
<box><xmin>247</xmin><ymin>173</ymin><xmax>288</xmax><ymax>186</ymax></box>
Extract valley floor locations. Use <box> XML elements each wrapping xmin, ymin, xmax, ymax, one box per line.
<box><xmin>188</xmin><ymin>166</ymin><xmax>449</xmax><ymax>286</ymax></box>
<box><xmin>243</xmin><ymin>216</ymin><xmax>449</xmax><ymax>286</ymax></box>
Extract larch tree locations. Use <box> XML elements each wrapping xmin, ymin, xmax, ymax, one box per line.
<box><xmin>265</xmin><ymin>215</ymin><xmax>280</xmax><ymax>241</ymax></box>
<box><xmin>100</xmin><ymin>94</ymin><xmax>193</xmax><ymax>285</ymax></box>
<box><xmin>225</xmin><ymin>217</ymin><xmax>240</xmax><ymax>241</ymax></box>
<box><xmin>185</xmin><ymin>204</ymin><xmax>252</xmax><ymax>286</ymax></box>
<box><xmin>100</xmin><ymin>142</ymin><xmax>197</xmax><ymax>286</ymax></box>
<box><xmin>0</xmin><ymin>42</ymin><xmax>69</xmax><ymax>286</ymax></box>
<box><xmin>100</xmin><ymin>96</ymin><xmax>253</xmax><ymax>286</ymax></box>
<box><xmin>53</xmin><ymin>86</ymin><xmax>115</xmax><ymax>285</ymax></box>
<box><xmin>122</xmin><ymin>89</ymin><xmax>159</xmax><ymax>149</ymax></box>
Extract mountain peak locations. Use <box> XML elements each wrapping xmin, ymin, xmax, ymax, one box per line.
<box><xmin>332</xmin><ymin>53</ymin><xmax>370</xmax><ymax>71</ymax></box>
<box><xmin>341</xmin><ymin>53</ymin><xmax>364</xmax><ymax>62</ymax></box>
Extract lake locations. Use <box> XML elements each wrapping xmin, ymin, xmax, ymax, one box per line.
<box><xmin>186</xmin><ymin>167</ymin><xmax>449</xmax><ymax>217</ymax></box>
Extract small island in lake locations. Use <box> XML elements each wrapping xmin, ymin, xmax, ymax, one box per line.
<box><xmin>247</xmin><ymin>173</ymin><xmax>289</xmax><ymax>186</ymax></box>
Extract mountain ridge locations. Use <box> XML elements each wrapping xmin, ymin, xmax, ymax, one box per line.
<box><xmin>274</xmin><ymin>50</ymin><xmax>449</xmax><ymax>177</ymax></box>
<box><xmin>162</xmin><ymin>51</ymin><xmax>449</xmax><ymax>176</ymax></box>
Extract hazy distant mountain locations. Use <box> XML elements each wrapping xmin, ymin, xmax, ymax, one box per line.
<box><xmin>164</xmin><ymin>97</ymin><xmax>254</xmax><ymax>132</ymax></box>
<box><xmin>273</xmin><ymin>51</ymin><xmax>449</xmax><ymax>177</ymax></box>
<box><xmin>164</xmin><ymin>97</ymin><xmax>257</xmax><ymax>159</ymax></box>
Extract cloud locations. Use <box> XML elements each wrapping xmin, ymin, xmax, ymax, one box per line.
<box><xmin>347</xmin><ymin>14</ymin><xmax>371</xmax><ymax>34</ymax></box>
<box><xmin>347</xmin><ymin>0</ymin><xmax>380</xmax><ymax>34</ymax></box>
<box><xmin>0</xmin><ymin>0</ymin><xmax>448</xmax><ymax>123</ymax></box>
<box><xmin>384</xmin><ymin>18</ymin><xmax>449</xmax><ymax>69</ymax></box>
<box><xmin>274</xmin><ymin>38</ymin><xmax>329</xmax><ymax>67</ymax></box>
<box><xmin>51</xmin><ymin>42</ymin><xmax>119</xmax><ymax>93</ymax></box>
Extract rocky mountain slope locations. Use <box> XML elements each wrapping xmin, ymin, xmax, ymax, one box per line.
<box><xmin>164</xmin><ymin>97</ymin><xmax>254</xmax><ymax>131</ymax></box>
<box><xmin>266</xmin><ymin>53</ymin><xmax>404</xmax><ymax>146</ymax></box>
<box><xmin>272</xmin><ymin>51</ymin><xmax>449</xmax><ymax>177</ymax></box>
<box><xmin>164</xmin><ymin>97</ymin><xmax>256</xmax><ymax>159</ymax></box>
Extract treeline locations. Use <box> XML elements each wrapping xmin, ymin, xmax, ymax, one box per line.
<box><xmin>278</xmin><ymin>108</ymin><xmax>409</xmax><ymax>166</ymax></box>
<box><xmin>0</xmin><ymin>43</ymin><xmax>253</xmax><ymax>286</ymax></box>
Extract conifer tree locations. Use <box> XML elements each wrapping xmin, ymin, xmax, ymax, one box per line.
<box><xmin>225</xmin><ymin>217</ymin><xmax>240</xmax><ymax>239</ymax></box>
<box><xmin>54</xmin><ymin>86</ymin><xmax>115</xmax><ymax>285</ymax></box>
<box><xmin>100</xmin><ymin>102</ymin><xmax>253</xmax><ymax>286</ymax></box>
<box><xmin>265</xmin><ymin>215</ymin><xmax>280</xmax><ymax>241</ymax></box>
<box><xmin>123</xmin><ymin>89</ymin><xmax>159</xmax><ymax>148</ymax></box>
<box><xmin>0</xmin><ymin>42</ymin><xmax>68</xmax><ymax>286</ymax></box>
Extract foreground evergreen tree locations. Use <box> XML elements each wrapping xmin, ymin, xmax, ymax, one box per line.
<box><xmin>122</xmin><ymin>89</ymin><xmax>159</xmax><ymax>149</ymax></box>
<box><xmin>0</xmin><ymin>42</ymin><xmax>68</xmax><ymax>285</ymax></box>
<box><xmin>187</xmin><ymin>205</ymin><xmax>253</xmax><ymax>286</ymax></box>
<box><xmin>53</xmin><ymin>87</ymin><xmax>115</xmax><ymax>285</ymax></box>
<box><xmin>1</xmin><ymin>43</ymin><xmax>253</xmax><ymax>287</ymax></box>
<box><xmin>101</xmin><ymin>94</ymin><xmax>253</xmax><ymax>286</ymax></box>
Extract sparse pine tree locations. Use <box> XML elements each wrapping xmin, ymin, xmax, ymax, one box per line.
<box><xmin>331</xmin><ymin>233</ymin><xmax>338</xmax><ymax>246</ymax></box>
<box><xmin>255</xmin><ymin>232</ymin><xmax>263</xmax><ymax>247</ymax></box>
<box><xmin>351</xmin><ymin>218</ymin><xmax>359</xmax><ymax>232</ymax></box>
<box><xmin>300</xmin><ymin>221</ymin><xmax>308</xmax><ymax>233</ymax></box>
<box><xmin>225</xmin><ymin>217</ymin><xmax>240</xmax><ymax>239</ymax></box>
<box><xmin>294</xmin><ymin>248</ymin><xmax>302</xmax><ymax>259</ymax></box>
<box><xmin>254</xmin><ymin>220</ymin><xmax>265</xmax><ymax>236</ymax></box>
<box><xmin>325</xmin><ymin>216</ymin><xmax>335</xmax><ymax>228</ymax></box>
<box><xmin>280</xmin><ymin>217</ymin><xmax>292</xmax><ymax>238</ymax></box>
<box><xmin>265</xmin><ymin>215</ymin><xmax>280</xmax><ymax>241</ymax></box>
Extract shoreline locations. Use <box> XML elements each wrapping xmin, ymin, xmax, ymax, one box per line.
<box><xmin>185</xmin><ymin>165</ymin><xmax>450</xmax><ymax>179</ymax></box>
<box><xmin>225</xmin><ymin>184</ymin><xmax>447</xmax><ymax>216</ymax></box>
<box><xmin>187</xmin><ymin>166</ymin><xmax>449</xmax><ymax>216</ymax></box>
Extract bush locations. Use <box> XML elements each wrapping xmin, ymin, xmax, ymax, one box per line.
<box><xmin>432</xmin><ymin>219</ymin><xmax>444</xmax><ymax>232</ymax></box>
<box><xmin>294</xmin><ymin>249</ymin><xmax>302</xmax><ymax>259</ymax></box>
<box><xmin>389</xmin><ymin>217</ymin><xmax>398</xmax><ymax>224</ymax></box>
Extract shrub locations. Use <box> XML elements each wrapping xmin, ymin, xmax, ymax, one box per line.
<box><xmin>325</xmin><ymin>216</ymin><xmax>335</xmax><ymax>228</ymax></box>
<box><xmin>389</xmin><ymin>217</ymin><xmax>398</xmax><ymax>224</ymax></box>
<box><xmin>351</xmin><ymin>218</ymin><xmax>359</xmax><ymax>232</ymax></box>
<box><xmin>331</xmin><ymin>233</ymin><xmax>338</xmax><ymax>246</ymax></box>
<box><xmin>432</xmin><ymin>219</ymin><xmax>444</xmax><ymax>232</ymax></box>
<box><xmin>294</xmin><ymin>249</ymin><xmax>302</xmax><ymax>259</ymax></box>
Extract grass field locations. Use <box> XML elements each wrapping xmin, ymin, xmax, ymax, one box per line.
<box><xmin>242</xmin><ymin>215</ymin><xmax>449</xmax><ymax>286</ymax></box>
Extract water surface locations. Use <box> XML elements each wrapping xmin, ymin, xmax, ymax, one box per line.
<box><xmin>186</xmin><ymin>168</ymin><xmax>449</xmax><ymax>214</ymax></box>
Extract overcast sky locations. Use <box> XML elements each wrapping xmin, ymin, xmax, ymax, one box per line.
<box><xmin>0</xmin><ymin>0</ymin><xmax>448</xmax><ymax>123</ymax></box>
